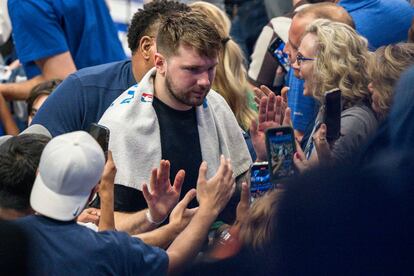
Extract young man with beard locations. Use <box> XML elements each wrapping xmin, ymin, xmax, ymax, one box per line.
<box><xmin>99</xmin><ymin>11</ymin><xmax>251</xmax><ymax>230</ymax></box>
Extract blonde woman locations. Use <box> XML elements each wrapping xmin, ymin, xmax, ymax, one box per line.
<box><xmin>190</xmin><ymin>1</ymin><xmax>257</xmax><ymax>131</ymax></box>
<box><xmin>368</xmin><ymin>43</ymin><xmax>414</xmax><ymax>120</ymax></box>
<box><xmin>294</xmin><ymin>19</ymin><xmax>378</xmax><ymax>168</ymax></box>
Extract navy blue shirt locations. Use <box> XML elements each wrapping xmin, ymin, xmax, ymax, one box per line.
<box><xmin>8</xmin><ymin>0</ymin><xmax>126</xmax><ymax>78</ymax></box>
<box><xmin>32</xmin><ymin>60</ymin><xmax>135</xmax><ymax>136</ymax></box>
<box><xmin>14</xmin><ymin>215</ymin><xmax>168</xmax><ymax>275</ymax></box>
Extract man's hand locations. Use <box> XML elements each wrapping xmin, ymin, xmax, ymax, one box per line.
<box><xmin>142</xmin><ymin>160</ymin><xmax>184</xmax><ymax>223</ymax></box>
<box><xmin>77</xmin><ymin>208</ymin><xmax>101</xmax><ymax>225</ymax></box>
<box><xmin>250</xmin><ymin>92</ymin><xmax>292</xmax><ymax>161</ymax></box>
<box><xmin>313</xmin><ymin>123</ymin><xmax>334</xmax><ymax>166</ymax></box>
<box><xmin>168</xmin><ymin>189</ymin><xmax>198</xmax><ymax>235</ymax></box>
<box><xmin>196</xmin><ymin>155</ymin><xmax>235</xmax><ymax>214</ymax></box>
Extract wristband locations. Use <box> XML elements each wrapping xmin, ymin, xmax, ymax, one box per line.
<box><xmin>145</xmin><ymin>210</ymin><xmax>167</xmax><ymax>226</ymax></box>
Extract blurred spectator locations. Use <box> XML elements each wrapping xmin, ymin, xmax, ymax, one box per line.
<box><xmin>294</xmin><ymin>19</ymin><xmax>377</xmax><ymax>168</ymax></box>
<box><xmin>190</xmin><ymin>2</ymin><xmax>257</xmax><ymax>131</ymax></box>
<box><xmin>338</xmin><ymin>0</ymin><xmax>414</xmax><ymax>49</ymax></box>
<box><xmin>0</xmin><ymin>132</ymin><xmax>50</xmax><ymax>220</ymax></box>
<box><xmin>32</xmin><ymin>0</ymin><xmax>190</xmax><ymax>137</ymax></box>
<box><xmin>14</xmin><ymin>131</ymin><xmax>236</xmax><ymax>275</ymax></box>
<box><xmin>0</xmin><ymin>0</ymin><xmax>11</xmax><ymax>47</ymax></box>
<box><xmin>0</xmin><ymin>220</ymin><xmax>28</xmax><ymax>275</ymax></box>
<box><xmin>368</xmin><ymin>43</ymin><xmax>414</xmax><ymax>120</ymax></box>
<box><xmin>26</xmin><ymin>79</ymin><xmax>62</xmax><ymax>125</ymax></box>
<box><xmin>2</xmin><ymin>0</ymin><xmax>126</xmax><ymax>100</ymax></box>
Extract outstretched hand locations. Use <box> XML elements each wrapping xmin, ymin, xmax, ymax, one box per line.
<box><xmin>168</xmin><ymin>189</ymin><xmax>198</xmax><ymax>234</ymax></box>
<box><xmin>250</xmin><ymin>91</ymin><xmax>292</xmax><ymax>161</ymax></box>
<box><xmin>142</xmin><ymin>160</ymin><xmax>185</xmax><ymax>223</ymax></box>
<box><xmin>196</xmin><ymin>155</ymin><xmax>235</xmax><ymax>214</ymax></box>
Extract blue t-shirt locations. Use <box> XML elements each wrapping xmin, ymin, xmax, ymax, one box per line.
<box><xmin>339</xmin><ymin>0</ymin><xmax>414</xmax><ymax>49</ymax></box>
<box><xmin>32</xmin><ymin>60</ymin><xmax>135</xmax><ymax>136</ymax></box>
<box><xmin>14</xmin><ymin>215</ymin><xmax>168</xmax><ymax>275</ymax></box>
<box><xmin>8</xmin><ymin>0</ymin><xmax>126</xmax><ymax>79</ymax></box>
<box><xmin>287</xmin><ymin>70</ymin><xmax>317</xmax><ymax>133</ymax></box>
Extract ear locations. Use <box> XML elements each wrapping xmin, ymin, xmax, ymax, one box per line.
<box><xmin>139</xmin><ymin>36</ymin><xmax>155</xmax><ymax>61</ymax></box>
<box><xmin>154</xmin><ymin>53</ymin><xmax>167</xmax><ymax>75</ymax></box>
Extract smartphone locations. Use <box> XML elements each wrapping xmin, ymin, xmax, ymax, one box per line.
<box><xmin>265</xmin><ymin>126</ymin><xmax>296</xmax><ymax>184</ymax></box>
<box><xmin>267</xmin><ymin>37</ymin><xmax>290</xmax><ymax>73</ymax></box>
<box><xmin>324</xmin><ymin>88</ymin><xmax>341</xmax><ymax>141</ymax></box>
<box><xmin>250</xmin><ymin>162</ymin><xmax>273</xmax><ymax>202</ymax></box>
<box><xmin>88</xmin><ymin>123</ymin><xmax>110</xmax><ymax>160</ymax></box>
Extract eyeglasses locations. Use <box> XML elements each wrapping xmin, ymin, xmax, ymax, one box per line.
<box><xmin>296</xmin><ymin>52</ymin><xmax>315</xmax><ymax>65</ymax></box>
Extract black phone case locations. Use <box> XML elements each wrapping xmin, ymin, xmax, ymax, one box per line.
<box><xmin>267</xmin><ymin>37</ymin><xmax>289</xmax><ymax>73</ymax></box>
<box><xmin>324</xmin><ymin>89</ymin><xmax>341</xmax><ymax>141</ymax></box>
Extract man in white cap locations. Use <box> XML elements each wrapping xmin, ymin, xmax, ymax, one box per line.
<box><xmin>14</xmin><ymin>131</ymin><xmax>235</xmax><ymax>275</ymax></box>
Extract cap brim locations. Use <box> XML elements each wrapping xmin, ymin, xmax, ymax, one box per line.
<box><xmin>30</xmin><ymin>174</ymin><xmax>90</xmax><ymax>221</ymax></box>
<box><xmin>271</xmin><ymin>17</ymin><xmax>292</xmax><ymax>43</ymax></box>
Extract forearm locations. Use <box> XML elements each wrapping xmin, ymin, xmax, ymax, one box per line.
<box><xmin>0</xmin><ymin>75</ymin><xmax>45</xmax><ymax>100</ymax></box>
<box><xmin>0</xmin><ymin>96</ymin><xmax>19</xmax><ymax>135</ymax></box>
<box><xmin>167</xmin><ymin>207</ymin><xmax>218</xmax><ymax>275</ymax></box>
<box><xmin>98</xmin><ymin>192</ymin><xmax>115</xmax><ymax>231</ymax></box>
<box><xmin>114</xmin><ymin>210</ymin><xmax>157</xmax><ymax>235</ymax></box>
<box><xmin>135</xmin><ymin>223</ymin><xmax>180</xmax><ymax>249</ymax></box>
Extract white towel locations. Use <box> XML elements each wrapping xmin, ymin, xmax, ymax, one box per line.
<box><xmin>99</xmin><ymin>68</ymin><xmax>252</xmax><ymax>190</ymax></box>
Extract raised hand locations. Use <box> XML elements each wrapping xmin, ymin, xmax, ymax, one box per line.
<box><xmin>142</xmin><ymin>160</ymin><xmax>185</xmax><ymax>224</ymax></box>
<box><xmin>250</xmin><ymin>92</ymin><xmax>292</xmax><ymax>161</ymax></box>
<box><xmin>168</xmin><ymin>189</ymin><xmax>198</xmax><ymax>234</ymax></box>
<box><xmin>196</xmin><ymin>156</ymin><xmax>235</xmax><ymax>214</ymax></box>
<box><xmin>313</xmin><ymin>123</ymin><xmax>334</xmax><ymax>166</ymax></box>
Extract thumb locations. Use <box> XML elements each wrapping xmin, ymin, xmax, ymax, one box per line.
<box><xmin>239</xmin><ymin>182</ymin><xmax>250</xmax><ymax>206</ymax></box>
<box><xmin>177</xmin><ymin>189</ymin><xmax>197</xmax><ymax>210</ymax></box>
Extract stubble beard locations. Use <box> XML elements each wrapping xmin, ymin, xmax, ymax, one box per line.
<box><xmin>165</xmin><ymin>73</ymin><xmax>209</xmax><ymax>107</ymax></box>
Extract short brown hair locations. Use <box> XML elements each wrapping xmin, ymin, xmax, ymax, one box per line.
<box><xmin>156</xmin><ymin>11</ymin><xmax>221</xmax><ymax>58</ymax></box>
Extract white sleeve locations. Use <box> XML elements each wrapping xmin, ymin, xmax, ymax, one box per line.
<box><xmin>0</xmin><ymin>0</ymin><xmax>12</xmax><ymax>45</ymax></box>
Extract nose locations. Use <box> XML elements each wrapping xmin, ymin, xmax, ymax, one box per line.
<box><xmin>197</xmin><ymin>71</ymin><xmax>211</xmax><ymax>88</ymax></box>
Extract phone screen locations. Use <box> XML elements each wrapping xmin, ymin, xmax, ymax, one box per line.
<box><xmin>88</xmin><ymin>123</ymin><xmax>110</xmax><ymax>160</ymax></box>
<box><xmin>266</xmin><ymin>127</ymin><xmax>296</xmax><ymax>183</ymax></box>
<box><xmin>268</xmin><ymin>37</ymin><xmax>290</xmax><ymax>72</ymax></box>
<box><xmin>250</xmin><ymin>163</ymin><xmax>273</xmax><ymax>202</ymax></box>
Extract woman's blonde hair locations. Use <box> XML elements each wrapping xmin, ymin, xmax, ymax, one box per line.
<box><xmin>305</xmin><ymin>19</ymin><xmax>371</xmax><ymax>109</ymax></box>
<box><xmin>239</xmin><ymin>190</ymin><xmax>283</xmax><ymax>250</ymax></box>
<box><xmin>190</xmin><ymin>1</ymin><xmax>257</xmax><ymax>130</ymax></box>
<box><xmin>368</xmin><ymin>43</ymin><xmax>414</xmax><ymax>118</ymax></box>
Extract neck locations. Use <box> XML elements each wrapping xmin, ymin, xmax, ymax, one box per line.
<box><xmin>154</xmin><ymin>74</ymin><xmax>192</xmax><ymax>111</ymax></box>
<box><xmin>0</xmin><ymin>207</ymin><xmax>33</xmax><ymax>220</ymax></box>
<box><xmin>131</xmin><ymin>54</ymin><xmax>149</xmax><ymax>83</ymax></box>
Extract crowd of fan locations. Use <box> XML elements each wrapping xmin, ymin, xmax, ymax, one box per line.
<box><xmin>1</xmin><ymin>0</ymin><xmax>414</xmax><ymax>275</ymax></box>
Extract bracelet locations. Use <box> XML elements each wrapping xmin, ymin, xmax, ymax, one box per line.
<box><xmin>145</xmin><ymin>210</ymin><xmax>167</xmax><ymax>226</ymax></box>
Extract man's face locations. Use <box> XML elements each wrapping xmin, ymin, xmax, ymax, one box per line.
<box><xmin>162</xmin><ymin>44</ymin><xmax>218</xmax><ymax>109</ymax></box>
<box><xmin>283</xmin><ymin>16</ymin><xmax>313</xmax><ymax>77</ymax></box>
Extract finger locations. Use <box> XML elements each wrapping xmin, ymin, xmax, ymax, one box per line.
<box><xmin>142</xmin><ymin>183</ymin><xmax>152</xmax><ymax>202</ymax></box>
<box><xmin>173</xmin><ymin>169</ymin><xmax>185</xmax><ymax>194</ymax></box>
<box><xmin>274</xmin><ymin>96</ymin><xmax>283</xmax><ymax>124</ymax></box>
<box><xmin>281</xmin><ymin>86</ymin><xmax>289</xmax><ymax>103</ymax></box>
<box><xmin>197</xmin><ymin>161</ymin><xmax>208</xmax><ymax>183</ymax></box>
<box><xmin>162</xmin><ymin>160</ymin><xmax>171</xmax><ymax>188</ymax></box>
<box><xmin>282</xmin><ymin>107</ymin><xmax>292</xmax><ymax>126</ymax></box>
<box><xmin>253</xmin><ymin>86</ymin><xmax>265</xmax><ymax>99</ymax></box>
<box><xmin>149</xmin><ymin>167</ymin><xmax>158</xmax><ymax>193</ymax></box>
<box><xmin>260</xmin><ymin>85</ymin><xmax>274</xmax><ymax>97</ymax></box>
<box><xmin>240</xmin><ymin>182</ymin><xmax>250</xmax><ymax>206</ymax></box>
<box><xmin>266</xmin><ymin>93</ymin><xmax>276</xmax><ymax>122</ymax></box>
<box><xmin>254</xmin><ymin>96</ymin><xmax>261</xmax><ymax>106</ymax></box>
<box><xmin>258</xmin><ymin>97</ymin><xmax>268</xmax><ymax>124</ymax></box>
<box><xmin>176</xmin><ymin>189</ymin><xmax>197</xmax><ymax>210</ymax></box>
<box><xmin>224</xmin><ymin>158</ymin><xmax>234</xmax><ymax>185</ymax></box>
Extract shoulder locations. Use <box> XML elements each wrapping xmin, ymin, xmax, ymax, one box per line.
<box><xmin>341</xmin><ymin>104</ymin><xmax>378</xmax><ymax>134</ymax></box>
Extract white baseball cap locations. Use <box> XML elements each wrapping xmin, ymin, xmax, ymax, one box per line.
<box><xmin>0</xmin><ymin>124</ymin><xmax>51</xmax><ymax>147</ymax></box>
<box><xmin>30</xmin><ymin>131</ymin><xmax>105</xmax><ymax>221</ymax></box>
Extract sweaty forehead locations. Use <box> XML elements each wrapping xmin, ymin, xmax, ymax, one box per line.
<box><xmin>170</xmin><ymin>44</ymin><xmax>218</xmax><ymax>65</ymax></box>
